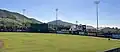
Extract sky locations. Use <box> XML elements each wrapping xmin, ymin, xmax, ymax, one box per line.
<box><xmin>0</xmin><ymin>0</ymin><xmax>120</xmax><ymax>28</ymax></box>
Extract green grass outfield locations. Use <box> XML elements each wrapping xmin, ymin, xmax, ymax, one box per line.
<box><xmin>0</xmin><ymin>32</ymin><xmax>119</xmax><ymax>52</ymax></box>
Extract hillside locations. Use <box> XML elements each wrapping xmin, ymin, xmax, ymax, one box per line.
<box><xmin>48</xmin><ymin>20</ymin><xmax>75</xmax><ymax>26</ymax></box>
<box><xmin>0</xmin><ymin>9</ymin><xmax>42</xmax><ymax>27</ymax></box>
<box><xmin>48</xmin><ymin>20</ymin><xmax>96</xmax><ymax>29</ymax></box>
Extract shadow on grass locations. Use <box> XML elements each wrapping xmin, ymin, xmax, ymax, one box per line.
<box><xmin>105</xmin><ymin>47</ymin><xmax>120</xmax><ymax>52</ymax></box>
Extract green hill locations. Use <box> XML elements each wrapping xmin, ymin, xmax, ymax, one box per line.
<box><xmin>47</xmin><ymin>20</ymin><xmax>75</xmax><ymax>30</ymax></box>
<box><xmin>0</xmin><ymin>9</ymin><xmax>42</xmax><ymax>27</ymax></box>
<box><xmin>48</xmin><ymin>20</ymin><xmax>75</xmax><ymax>26</ymax></box>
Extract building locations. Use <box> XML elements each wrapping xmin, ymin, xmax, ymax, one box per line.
<box><xmin>69</xmin><ymin>24</ymin><xmax>86</xmax><ymax>35</ymax></box>
<box><xmin>86</xmin><ymin>26</ymin><xmax>97</xmax><ymax>36</ymax></box>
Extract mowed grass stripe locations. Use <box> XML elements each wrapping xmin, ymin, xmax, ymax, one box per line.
<box><xmin>0</xmin><ymin>32</ymin><xmax>119</xmax><ymax>52</ymax></box>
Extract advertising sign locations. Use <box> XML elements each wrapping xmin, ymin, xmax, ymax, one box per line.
<box><xmin>112</xmin><ymin>34</ymin><xmax>120</xmax><ymax>39</ymax></box>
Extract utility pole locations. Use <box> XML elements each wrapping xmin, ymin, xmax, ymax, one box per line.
<box><xmin>56</xmin><ymin>8</ymin><xmax>58</xmax><ymax>33</ymax></box>
<box><xmin>22</xmin><ymin>9</ymin><xmax>26</xmax><ymax>32</ymax></box>
<box><xmin>94</xmin><ymin>0</ymin><xmax>100</xmax><ymax>36</ymax></box>
<box><xmin>2</xmin><ymin>17</ymin><xmax>4</xmax><ymax>31</ymax></box>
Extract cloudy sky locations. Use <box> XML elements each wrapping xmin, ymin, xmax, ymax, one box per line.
<box><xmin>0</xmin><ymin>0</ymin><xmax>120</xmax><ymax>27</ymax></box>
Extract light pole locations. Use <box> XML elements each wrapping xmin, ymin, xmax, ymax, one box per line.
<box><xmin>22</xmin><ymin>9</ymin><xmax>26</xmax><ymax>15</ymax></box>
<box><xmin>94</xmin><ymin>0</ymin><xmax>100</xmax><ymax>36</ymax></box>
<box><xmin>76</xmin><ymin>21</ymin><xmax>78</xmax><ymax>25</ymax></box>
<box><xmin>56</xmin><ymin>8</ymin><xmax>58</xmax><ymax>33</ymax></box>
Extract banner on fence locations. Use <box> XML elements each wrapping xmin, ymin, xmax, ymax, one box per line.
<box><xmin>112</xmin><ymin>34</ymin><xmax>120</xmax><ymax>39</ymax></box>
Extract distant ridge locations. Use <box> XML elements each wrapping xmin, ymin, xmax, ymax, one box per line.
<box><xmin>48</xmin><ymin>20</ymin><xmax>75</xmax><ymax>26</ymax></box>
